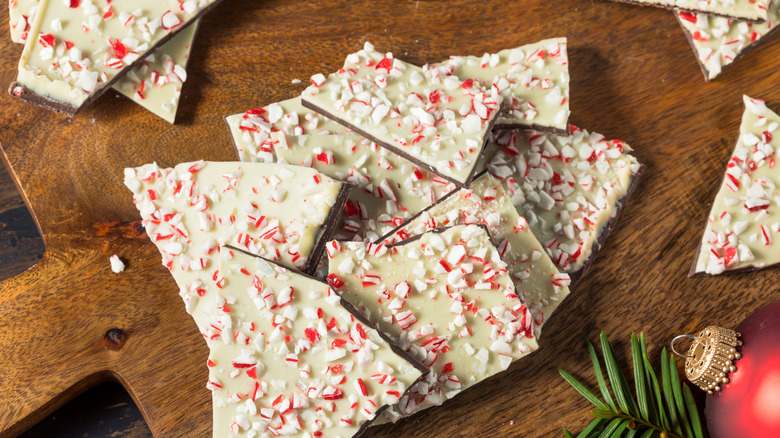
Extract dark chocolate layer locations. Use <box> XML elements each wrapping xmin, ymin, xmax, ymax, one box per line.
<box><xmin>305</xmin><ymin>182</ymin><xmax>353</xmax><ymax>275</ymax></box>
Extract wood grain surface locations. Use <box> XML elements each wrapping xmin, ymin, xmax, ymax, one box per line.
<box><xmin>1</xmin><ymin>0</ymin><xmax>779</xmax><ymax>437</ymax></box>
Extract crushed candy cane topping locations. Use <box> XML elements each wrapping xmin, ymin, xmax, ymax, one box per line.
<box><xmin>302</xmin><ymin>42</ymin><xmax>502</xmax><ymax>186</ymax></box>
<box><xmin>272</xmin><ymin>133</ymin><xmax>457</xmax><ymax>242</ymax></box>
<box><xmin>677</xmin><ymin>3</ymin><xmax>780</xmax><ymax>80</ymax></box>
<box><xmin>382</xmin><ymin>174</ymin><xmax>570</xmax><ymax>335</ymax></box>
<box><xmin>433</xmin><ymin>37</ymin><xmax>570</xmax><ymax>133</ymax></box>
<box><xmin>694</xmin><ymin>95</ymin><xmax>780</xmax><ymax>275</ymax></box>
<box><xmin>328</xmin><ymin>225</ymin><xmax>538</xmax><ymax>422</ymax></box>
<box><xmin>209</xmin><ymin>251</ymin><xmax>423</xmax><ymax>437</ymax></box>
<box><xmin>123</xmin><ymin>160</ymin><xmax>343</xmax><ymax>331</ymax></box>
<box><xmin>487</xmin><ymin>126</ymin><xmax>642</xmax><ymax>275</ymax></box>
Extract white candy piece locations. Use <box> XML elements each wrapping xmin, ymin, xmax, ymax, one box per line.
<box><xmin>109</xmin><ymin>255</ymin><xmax>125</xmax><ymax>273</ymax></box>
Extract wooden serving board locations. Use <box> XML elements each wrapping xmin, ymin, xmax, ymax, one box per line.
<box><xmin>1</xmin><ymin>1</ymin><xmax>779</xmax><ymax>436</ymax></box>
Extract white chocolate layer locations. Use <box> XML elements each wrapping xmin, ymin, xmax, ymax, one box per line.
<box><xmin>433</xmin><ymin>38</ymin><xmax>570</xmax><ymax>133</ymax></box>
<box><xmin>382</xmin><ymin>174</ymin><xmax>571</xmax><ymax>336</ymax></box>
<box><xmin>227</xmin><ymin>97</ymin><xmax>350</xmax><ymax>163</ymax></box>
<box><xmin>14</xmin><ymin>0</ymin><xmax>214</xmax><ymax>109</ymax></box>
<box><xmin>487</xmin><ymin>127</ymin><xmax>642</xmax><ymax>274</ymax></box>
<box><xmin>123</xmin><ymin>161</ymin><xmax>343</xmax><ymax>332</ymax></box>
<box><xmin>327</xmin><ymin>225</ymin><xmax>538</xmax><ymax>421</ymax></box>
<box><xmin>694</xmin><ymin>96</ymin><xmax>780</xmax><ymax>275</ymax></box>
<box><xmin>676</xmin><ymin>4</ymin><xmax>779</xmax><ymax>80</ymax></box>
<box><xmin>209</xmin><ymin>250</ymin><xmax>423</xmax><ymax>437</ymax></box>
<box><xmin>302</xmin><ymin>42</ymin><xmax>502</xmax><ymax>186</ymax></box>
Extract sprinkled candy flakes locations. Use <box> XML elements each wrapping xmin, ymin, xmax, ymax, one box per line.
<box><xmin>209</xmin><ymin>251</ymin><xmax>425</xmax><ymax>437</ymax></box>
<box><xmin>380</xmin><ymin>174</ymin><xmax>570</xmax><ymax>337</ymax></box>
<box><xmin>9</xmin><ymin>0</ymin><xmax>197</xmax><ymax>123</ymax></box>
<box><xmin>225</xmin><ymin>97</ymin><xmax>459</xmax><ymax>241</ymax></box>
<box><xmin>611</xmin><ymin>0</ymin><xmax>770</xmax><ymax>22</ymax></box>
<box><xmin>432</xmin><ymin>37</ymin><xmax>570</xmax><ymax>135</ymax></box>
<box><xmin>301</xmin><ymin>42</ymin><xmax>503</xmax><ymax>187</ymax></box>
<box><xmin>123</xmin><ymin>161</ymin><xmax>348</xmax><ymax>331</ymax></box>
<box><xmin>676</xmin><ymin>3</ymin><xmax>780</xmax><ymax>80</ymax></box>
<box><xmin>270</xmin><ymin>133</ymin><xmax>457</xmax><ymax>242</ymax></box>
<box><xmin>226</xmin><ymin>97</ymin><xmax>352</xmax><ymax>163</ymax></box>
<box><xmin>487</xmin><ymin>127</ymin><xmax>644</xmax><ymax>279</ymax></box>
<box><xmin>692</xmin><ymin>96</ymin><xmax>780</xmax><ymax>275</ymax></box>
<box><xmin>327</xmin><ymin>225</ymin><xmax>538</xmax><ymax>421</ymax></box>
<box><xmin>12</xmin><ymin>0</ymin><xmax>219</xmax><ymax>114</ymax></box>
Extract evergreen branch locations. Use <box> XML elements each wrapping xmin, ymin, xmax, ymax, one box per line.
<box><xmin>559</xmin><ymin>332</ymin><xmax>706</xmax><ymax>438</ymax></box>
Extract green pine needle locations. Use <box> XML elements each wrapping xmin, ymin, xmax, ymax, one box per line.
<box><xmin>559</xmin><ymin>332</ymin><xmax>706</xmax><ymax>438</ymax></box>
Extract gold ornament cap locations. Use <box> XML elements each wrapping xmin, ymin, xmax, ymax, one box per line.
<box><xmin>671</xmin><ymin>326</ymin><xmax>742</xmax><ymax>394</ymax></box>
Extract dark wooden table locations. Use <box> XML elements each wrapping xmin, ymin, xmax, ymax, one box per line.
<box><xmin>0</xmin><ymin>164</ymin><xmax>151</xmax><ymax>438</ymax></box>
<box><xmin>3</xmin><ymin>0</ymin><xmax>780</xmax><ymax>437</ymax></box>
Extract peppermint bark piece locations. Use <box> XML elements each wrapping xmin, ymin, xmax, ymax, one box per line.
<box><xmin>9</xmin><ymin>0</ymin><xmax>198</xmax><ymax>122</ymax></box>
<box><xmin>676</xmin><ymin>4</ymin><xmax>780</xmax><ymax>81</ymax></box>
<box><xmin>433</xmin><ymin>38</ymin><xmax>570</xmax><ymax>135</ymax></box>
<box><xmin>327</xmin><ymin>225</ymin><xmax>538</xmax><ymax>421</ymax></box>
<box><xmin>301</xmin><ymin>42</ymin><xmax>503</xmax><ymax>187</ymax></box>
<box><xmin>226</xmin><ymin>97</ymin><xmax>351</xmax><ymax>163</ymax></box>
<box><xmin>271</xmin><ymin>132</ymin><xmax>457</xmax><ymax>242</ymax></box>
<box><xmin>379</xmin><ymin>174</ymin><xmax>570</xmax><ymax>336</ymax></box>
<box><xmin>209</xmin><ymin>251</ymin><xmax>426</xmax><ymax>437</ymax></box>
<box><xmin>112</xmin><ymin>22</ymin><xmax>198</xmax><ymax>123</ymax></box>
<box><xmin>610</xmin><ymin>0</ymin><xmax>770</xmax><ymax>22</ymax></box>
<box><xmin>123</xmin><ymin>161</ymin><xmax>349</xmax><ymax>331</ymax></box>
<box><xmin>487</xmin><ymin>127</ymin><xmax>644</xmax><ymax>280</ymax></box>
<box><xmin>10</xmin><ymin>0</ymin><xmax>221</xmax><ymax>115</ymax></box>
<box><xmin>692</xmin><ymin>96</ymin><xmax>780</xmax><ymax>276</ymax></box>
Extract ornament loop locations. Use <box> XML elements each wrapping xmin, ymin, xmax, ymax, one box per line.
<box><xmin>670</xmin><ymin>334</ymin><xmax>698</xmax><ymax>359</ymax></box>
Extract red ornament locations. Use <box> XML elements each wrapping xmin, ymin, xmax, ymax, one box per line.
<box><xmin>705</xmin><ymin>299</ymin><xmax>780</xmax><ymax>438</ymax></box>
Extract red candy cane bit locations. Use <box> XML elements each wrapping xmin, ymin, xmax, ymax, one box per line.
<box><xmin>375</xmin><ymin>57</ymin><xmax>393</xmax><ymax>72</ymax></box>
<box><xmin>38</xmin><ymin>33</ymin><xmax>55</xmax><ymax>48</ymax></box>
<box><xmin>322</xmin><ymin>387</ymin><xmax>344</xmax><ymax>400</ymax></box>
<box><xmin>356</xmin><ymin>378</ymin><xmax>369</xmax><ymax>396</ymax></box>
<box><xmin>304</xmin><ymin>327</ymin><xmax>320</xmax><ymax>342</ymax></box>
<box><xmin>327</xmin><ymin>273</ymin><xmax>345</xmax><ymax>289</ymax></box>
<box><xmin>110</xmin><ymin>38</ymin><xmax>127</xmax><ymax>59</ymax></box>
<box><xmin>678</xmin><ymin>11</ymin><xmax>697</xmax><ymax>23</ymax></box>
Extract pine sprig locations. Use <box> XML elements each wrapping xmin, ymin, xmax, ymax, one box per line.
<box><xmin>559</xmin><ymin>332</ymin><xmax>705</xmax><ymax>438</ymax></box>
